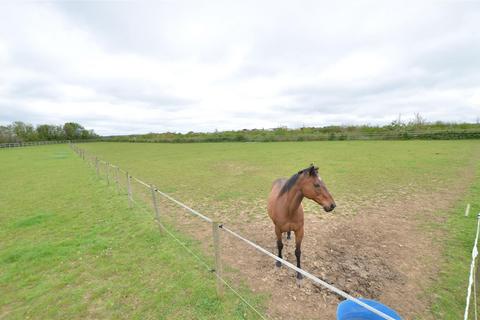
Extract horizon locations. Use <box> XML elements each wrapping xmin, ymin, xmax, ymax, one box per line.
<box><xmin>4</xmin><ymin>115</ymin><xmax>480</xmax><ymax>138</ymax></box>
<box><xmin>106</xmin><ymin>118</ymin><xmax>480</xmax><ymax>136</ymax></box>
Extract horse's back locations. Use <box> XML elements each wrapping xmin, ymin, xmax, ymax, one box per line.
<box><xmin>272</xmin><ymin>178</ymin><xmax>286</xmax><ymax>188</ymax></box>
<box><xmin>269</xmin><ymin>178</ymin><xmax>286</xmax><ymax>198</ymax></box>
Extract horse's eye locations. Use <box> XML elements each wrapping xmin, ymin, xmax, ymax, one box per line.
<box><xmin>314</xmin><ymin>183</ymin><xmax>320</xmax><ymax>188</ymax></box>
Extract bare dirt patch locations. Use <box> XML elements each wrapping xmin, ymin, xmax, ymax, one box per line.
<box><xmin>153</xmin><ymin>161</ymin><xmax>476</xmax><ymax>320</ymax></box>
<box><xmin>213</xmin><ymin>170</ymin><xmax>475</xmax><ymax>319</ymax></box>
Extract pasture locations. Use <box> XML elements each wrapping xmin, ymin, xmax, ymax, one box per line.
<box><xmin>77</xmin><ymin>140</ymin><xmax>480</xmax><ymax>319</ymax></box>
<box><xmin>1</xmin><ymin>140</ymin><xmax>480</xmax><ymax>319</ymax></box>
<box><xmin>0</xmin><ymin>145</ymin><xmax>263</xmax><ymax>319</ymax></box>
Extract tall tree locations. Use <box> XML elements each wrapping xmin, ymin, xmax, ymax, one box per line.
<box><xmin>63</xmin><ymin>122</ymin><xmax>84</xmax><ymax>140</ymax></box>
<box><xmin>0</xmin><ymin>125</ymin><xmax>15</xmax><ymax>143</ymax></box>
<box><xmin>36</xmin><ymin>124</ymin><xmax>53</xmax><ymax>140</ymax></box>
<box><xmin>12</xmin><ymin>121</ymin><xmax>37</xmax><ymax>141</ymax></box>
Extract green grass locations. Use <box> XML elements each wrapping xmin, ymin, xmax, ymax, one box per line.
<box><xmin>79</xmin><ymin>140</ymin><xmax>480</xmax><ymax>319</ymax></box>
<box><xmin>0</xmin><ymin>145</ymin><xmax>264</xmax><ymax>319</ymax></box>
<box><xmin>3</xmin><ymin>141</ymin><xmax>480</xmax><ymax>319</ymax></box>
<box><xmin>80</xmin><ymin>140</ymin><xmax>480</xmax><ymax>217</ymax></box>
<box><xmin>428</xmin><ymin>161</ymin><xmax>480</xmax><ymax>319</ymax></box>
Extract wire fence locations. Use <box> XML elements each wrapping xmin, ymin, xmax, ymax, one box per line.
<box><xmin>69</xmin><ymin>142</ymin><xmax>398</xmax><ymax>320</ymax></box>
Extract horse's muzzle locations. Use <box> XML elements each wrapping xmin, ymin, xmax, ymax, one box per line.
<box><xmin>324</xmin><ymin>203</ymin><xmax>336</xmax><ymax>212</ymax></box>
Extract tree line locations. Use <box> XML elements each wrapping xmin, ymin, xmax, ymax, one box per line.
<box><xmin>0</xmin><ymin>121</ymin><xmax>98</xmax><ymax>143</ymax></box>
<box><xmin>104</xmin><ymin>119</ymin><xmax>480</xmax><ymax>143</ymax></box>
<box><xmin>3</xmin><ymin>116</ymin><xmax>479</xmax><ymax>144</ymax></box>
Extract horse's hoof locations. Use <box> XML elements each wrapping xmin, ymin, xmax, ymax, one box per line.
<box><xmin>296</xmin><ymin>272</ymin><xmax>303</xmax><ymax>286</ymax></box>
<box><xmin>275</xmin><ymin>260</ymin><xmax>282</xmax><ymax>268</ymax></box>
<box><xmin>296</xmin><ymin>276</ymin><xmax>304</xmax><ymax>287</ymax></box>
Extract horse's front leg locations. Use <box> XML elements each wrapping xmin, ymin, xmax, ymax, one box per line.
<box><xmin>275</xmin><ymin>225</ymin><xmax>283</xmax><ymax>267</ymax></box>
<box><xmin>294</xmin><ymin>227</ymin><xmax>304</xmax><ymax>284</ymax></box>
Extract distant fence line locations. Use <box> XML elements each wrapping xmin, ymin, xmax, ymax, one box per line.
<box><xmin>0</xmin><ymin>139</ymin><xmax>101</xmax><ymax>148</ymax></box>
<box><xmin>69</xmin><ymin>142</ymin><xmax>398</xmax><ymax>320</ymax></box>
<box><xmin>3</xmin><ymin>129</ymin><xmax>480</xmax><ymax>147</ymax></box>
<box><xmin>0</xmin><ymin>140</ymin><xmax>70</xmax><ymax>148</ymax></box>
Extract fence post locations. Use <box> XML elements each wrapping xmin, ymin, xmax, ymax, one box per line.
<box><xmin>106</xmin><ymin>163</ymin><xmax>110</xmax><ymax>185</ymax></box>
<box><xmin>126</xmin><ymin>171</ymin><xmax>133</xmax><ymax>208</ymax></box>
<box><xmin>212</xmin><ymin>221</ymin><xmax>224</xmax><ymax>297</ymax></box>
<box><xmin>115</xmin><ymin>166</ymin><xmax>120</xmax><ymax>192</ymax></box>
<box><xmin>151</xmin><ymin>185</ymin><xmax>162</xmax><ymax>233</ymax></box>
<box><xmin>95</xmin><ymin>157</ymin><xmax>99</xmax><ymax>177</ymax></box>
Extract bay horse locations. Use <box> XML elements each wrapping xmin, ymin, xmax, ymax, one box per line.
<box><xmin>267</xmin><ymin>164</ymin><xmax>336</xmax><ymax>282</ymax></box>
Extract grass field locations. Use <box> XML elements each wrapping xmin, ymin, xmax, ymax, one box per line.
<box><xmin>2</xmin><ymin>140</ymin><xmax>480</xmax><ymax>319</ymax></box>
<box><xmin>428</xmin><ymin>167</ymin><xmax>480</xmax><ymax>319</ymax></box>
<box><xmin>78</xmin><ymin>141</ymin><xmax>480</xmax><ymax>216</ymax></box>
<box><xmin>77</xmin><ymin>140</ymin><xmax>480</xmax><ymax>319</ymax></box>
<box><xmin>0</xmin><ymin>145</ymin><xmax>263</xmax><ymax>319</ymax></box>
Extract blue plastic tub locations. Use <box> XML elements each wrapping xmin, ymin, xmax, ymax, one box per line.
<box><xmin>337</xmin><ymin>298</ymin><xmax>402</xmax><ymax>320</ymax></box>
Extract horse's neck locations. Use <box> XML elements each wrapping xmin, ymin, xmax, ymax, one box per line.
<box><xmin>286</xmin><ymin>188</ymin><xmax>304</xmax><ymax>215</ymax></box>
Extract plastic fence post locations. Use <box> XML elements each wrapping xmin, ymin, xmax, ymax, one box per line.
<box><xmin>106</xmin><ymin>163</ymin><xmax>110</xmax><ymax>185</ymax></box>
<box><xmin>115</xmin><ymin>166</ymin><xmax>120</xmax><ymax>191</ymax></box>
<box><xmin>126</xmin><ymin>171</ymin><xmax>133</xmax><ymax>208</ymax></box>
<box><xmin>212</xmin><ymin>221</ymin><xmax>224</xmax><ymax>297</ymax></box>
<box><xmin>151</xmin><ymin>185</ymin><xmax>162</xmax><ymax>233</ymax></box>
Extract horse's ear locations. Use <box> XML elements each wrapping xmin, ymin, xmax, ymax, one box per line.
<box><xmin>308</xmin><ymin>166</ymin><xmax>317</xmax><ymax>176</ymax></box>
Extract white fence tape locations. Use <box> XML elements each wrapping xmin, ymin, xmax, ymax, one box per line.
<box><xmin>154</xmin><ymin>188</ymin><xmax>213</xmax><ymax>223</ymax></box>
<box><xmin>465</xmin><ymin>213</ymin><xmax>480</xmax><ymax>320</ymax></box>
<box><xmin>133</xmin><ymin>176</ymin><xmax>151</xmax><ymax>188</ymax></box>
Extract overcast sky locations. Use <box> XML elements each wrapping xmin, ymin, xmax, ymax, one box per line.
<box><xmin>0</xmin><ymin>1</ymin><xmax>479</xmax><ymax>135</ymax></box>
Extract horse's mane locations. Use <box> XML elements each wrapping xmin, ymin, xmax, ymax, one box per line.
<box><xmin>279</xmin><ymin>165</ymin><xmax>317</xmax><ymax>196</ymax></box>
<box><xmin>279</xmin><ymin>173</ymin><xmax>300</xmax><ymax>196</ymax></box>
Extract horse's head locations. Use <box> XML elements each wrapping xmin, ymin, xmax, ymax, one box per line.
<box><xmin>298</xmin><ymin>165</ymin><xmax>336</xmax><ymax>212</ymax></box>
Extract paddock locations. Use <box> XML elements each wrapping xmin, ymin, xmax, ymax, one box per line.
<box><xmin>2</xmin><ymin>141</ymin><xmax>480</xmax><ymax>319</ymax></box>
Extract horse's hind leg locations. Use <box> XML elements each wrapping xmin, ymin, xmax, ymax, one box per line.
<box><xmin>275</xmin><ymin>226</ymin><xmax>283</xmax><ymax>267</ymax></box>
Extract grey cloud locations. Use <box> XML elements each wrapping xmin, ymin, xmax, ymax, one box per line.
<box><xmin>0</xmin><ymin>103</ymin><xmax>60</xmax><ymax>124</ymax></box>
<box><xmin>414</xmin><ymin>45</ymin><xmax>480</xmax><ymax>85</ymax></box>
<box><xmin>7</xmin><ymin>79</ymin><xmax>59</xmax><ymax>100</ymax></box>
<box><xmin>54</xmin><ymin>2</ymin><xmax>235</xmax><ymax>63</ymax></box>
<box><xmin>4</xmin><ymin>76</ymin><xmax>194</xmax><ymax>111</ymax></box>
<box><xmin>97</xmin><ymin>83</ymin><xmax>196</xmax><ymax>109</ymax></box>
